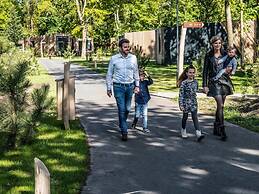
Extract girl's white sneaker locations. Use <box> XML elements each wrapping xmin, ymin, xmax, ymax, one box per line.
<box><xmin>196</xmin><ymin>130</ymin><xmax>205</xmax><ymax>142</ymax></box>
<box><xmin>181</xmin><ymin>129</ymin><xmax>188</xmax><ymax>138</ymax></box>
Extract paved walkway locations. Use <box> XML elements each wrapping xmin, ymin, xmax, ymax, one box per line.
<box><xmin>40</xmin><ymin>58</ymin><xmax>259</xmax><ymax>194</ymax></box>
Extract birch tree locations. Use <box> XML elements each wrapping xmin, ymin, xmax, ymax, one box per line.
<box><xmin>75</xmin><ymin>0</ymin><xmax>88</xmax><ymax>58</ymax></box>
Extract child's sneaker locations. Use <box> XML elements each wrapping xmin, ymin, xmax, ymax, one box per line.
<box><xmin>181</xmin><ymin>128</ymin><xmax>188</xmax><ymax>138</ymax></box>
<box><xmin>196</xmin><ymin>130</ymin><xmax>205</xmax><ymax>142</ymax></box>
<box><xmin>131</xmin><ymin>123</ymin><xmax>136</xmax><ymax>129</ymax></box>
<box><xmin>143</xmin><ymin>128</ymin><xmax>150</xmax><ymax>133</ymax></box>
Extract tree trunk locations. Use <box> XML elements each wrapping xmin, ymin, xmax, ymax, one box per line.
<box><xmin>114</xmin><ymin>9</ymin><xmax>121</xmax><ymax>39</ymax></box>
<box><xmin>225</xmin><ymin>0</ymin><xmax>234</xmax><ymax>47</ymax></box>
<box><xmin>81</xmin><ymin>24</ymin><xmax>87</xmax><ymax>58</ymax></box>
<box><xmin>240</xmin><ymin>0</ymin><xmax>245</xmax><ymax>68</ymax></box>
<box><xmin>40</xmin><ymin>35</ymin><xmax>45</xmax><ymax>58</ymax></box>
<box><xmin>177</xmin><ymin>26</ymin><xmax>187</xmax><ymax>79</ymax></box>
<box><xmin>75</xmin><ymin>0</ymin><xmax>87</xmax><ymax>58</ymax></box>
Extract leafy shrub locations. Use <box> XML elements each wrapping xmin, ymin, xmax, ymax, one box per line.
<box><xmin>63</xmin><ymin>45</ymin><xmax>76</xmax><ymax>60</ymax></box>
<box><xmin>21</xmin><ymin>85</ymin><xmax>54</xmax><ymax>144</ymax></box>
<box><xmin>0</xmin><ymin>36</ymin><xmax>14</xmax><ymax>54</ymax></box>
<box><xmin>0</xmin><ymin>61</ymin><xmax>31</xmax><ymax>148</ymax></box>
<box><xmin>132</xmin><ymin>45</ymin><xmax>151</xmax><ymax>71</ymax></box>
<box><xmin>192</xmin><ymin>47</ymin><xmax>206</xmax><ymax>76</ymax></box>
<box><xmin>0</xmin><ymin>43</ymin><xmax>51</xmax><ymax>149</ymax></box>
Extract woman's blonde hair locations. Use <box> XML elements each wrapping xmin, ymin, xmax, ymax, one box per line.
<box><xmin>210</xmin><ymin>36</ymin><xmax>223</xmax><ymax>44</ymax></box>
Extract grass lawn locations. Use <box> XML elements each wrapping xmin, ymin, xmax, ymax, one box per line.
<box><xmin>172</xmin><ymin>96</ymin><xmax>259</xmax><ymax>132</ymax></box>
<box><xmin>71</xmin><ymin>59</ymin><xmax>256</xmax><ymax>94</ymax></box>
<box><xmin>71</xmin><ymin>58</ymin><xmax>258</xmax><ymax>132</ymax></box>
<box><xmin>0</xmin><ymin>64</ymin><xmax>89</xmax><ymax>194</ymax></box>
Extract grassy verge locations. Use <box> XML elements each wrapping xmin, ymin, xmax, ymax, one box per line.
<box><xmin>71</xmin><ymin>59</ymin><xmax>255</xmax><ymax>94</ymax></box>
<box><xmin>29</xmin><ymin>64</ymin><xmax>56</xmax><ymax>97</ymax></box>
<box><xmin>172</xmin><ymin>96</ymin><xmax>259</xmax><ymax>132</ymax></box>
<box><xmin>72</xmin><ymin>59</ymin><xmax>258</xmax><ymax>132</ymax></box>
<box><xmin>0</xmin><ymin>64</ymin><xmax>89</xmax><ymax>194</ymax></box>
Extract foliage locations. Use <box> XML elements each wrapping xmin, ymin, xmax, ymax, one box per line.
<box><xmin>0</xmin><ymin>36</ymin><xmax>15</xmax><ymax>55</ymax></box>
<box><xmin>192</xmin><ymin>47</ymin><xmax>206</xmax><ymax>76</ymax></box>
<box><xmin>0</xmin><ymin>60</ymin><xmax>31</xmax><ymax>148</ymax></box>
<box><xmin>132</xmin><ymin>45</ymin><xmax>151</xmax><ymax>71</ymax></box>
<box><xmin>21</xmin><ymin>85</ymin><xmax>54</xmax><ymax>144</ymax></box>
<box><xmin>5</xmin><ymin>8</ymin><xmax>23</xmax><ymax>45</ymax></box>
<box><xmin>251</xmin><ymin>61</ymin><xmax>259</xmax><ymax>94</ymax></box>
<box><xmin>35</xmin><ymin>0</ymin><xmax>60</xmax><ymax>35</ymax></box>
<box><xmin>0</xmin><ymin>0</ymin><xmax>14</xmax><ymax>31</ymax></box>
<box><xmin>63</xmin><ymin>45</ymin><xmax>76</xmax><ymax>60</ymax></box>
<box><xmin>1</xmin><ymin>0</ymin><xmax>258</xmax><ymax>50</ymax></box>
<box><xmin>0</xmin><ymin>47</ymin><xmax>50</xmax><ymax>149</ymax></box>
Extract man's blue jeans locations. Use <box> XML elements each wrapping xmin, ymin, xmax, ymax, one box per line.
<box><xmin>113</xmin><ymin>83</ymin><xmax>134</xmax><ymax>134</ymax></box>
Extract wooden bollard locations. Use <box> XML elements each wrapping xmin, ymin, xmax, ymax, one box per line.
<box><xmin>34</xmin><ymin>158</ymin><xmax>50</xmax><ymax>194</ymax></box>
<box><xmin>63</xmin><ymin>62</ymin><xmax>70</xmax><ymax>130</ymax></box>
<box><xmin>56</xmin><ymin>77</ymin><xmax>63</xmax><ymax>120</ymax></box>
<box><xmin>56</xmin><ymin>75</ymin><xmax>75</xmax><ymax>121</ymax></box>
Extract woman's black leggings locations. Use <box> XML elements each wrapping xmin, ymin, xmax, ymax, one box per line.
<box><xmin>213</xmin><ymin>95</ymin><xmax>226</xmax><ymax>125</ymax></box>
<box><xmin>182</xmin><ymin>111</ymin><xmax>200</xmax><ymax>131</ymax></box>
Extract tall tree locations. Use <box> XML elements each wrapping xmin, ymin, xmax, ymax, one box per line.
<box><xmin>34</xmin><ymin>0</ymin><xmax>59</xmax><ymax>57</ymax></box>
<box><xmin>0</xmin><ymin>0</ymin><xmax>14</xmax><ymax>32</ymax></box>
<box><xmin>75</xmin><ymin>0</ymin><xmax>88</xmax><ymax>58</ymax></box>
<box><xmin>225</xmin><ymin>0</ymin><xmax>234</xmax><ymax>47</ymax></box>
<box><xmin>5</xmin><ymin>8</ymin><xmax>23</xmax><ymax>45</ymax></box>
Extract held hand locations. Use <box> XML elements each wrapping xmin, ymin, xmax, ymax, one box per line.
<box><xmin>203</xmin><ymin>87</ymin><xmax>209</xmax><ymax>94</ymax></box>
<box><xmin>144</xmin><ymin>70</ymin><xmax>149</xmax><ymax>77</ymax></box>
<box><xmin>107</xmin><ymin>90</ymin><xmax>112</xmax><ymax>97</ymax></box>
<box><xmin>134</xmin><ymin>86</ymin><xmax>140</xmax><ymax>94</ymax></box>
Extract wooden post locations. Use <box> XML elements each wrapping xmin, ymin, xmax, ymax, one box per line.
<box><xmin>34</xmin><ymin>158</ymin><xmax>50</xmax><ymax>194</ymax></box>
<box><xmin>69</xmin><ymin>76</ymin><xmax>76</xmax><ymax>120</ymax></box>
<box><xmin>177</xmin><ymin>26</ymin><xmax>187</xmax><ymax>79</ymax></box>
<box><xmin>56</xmin><ymin>78</ymin><xmax>63</xmax><ymax>120</ymax></box>
<box><xmin>63</xmin><ymin>62</ymin><xmax>70</xmax><ymax>130</ymax></box>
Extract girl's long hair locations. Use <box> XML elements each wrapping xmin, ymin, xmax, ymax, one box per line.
<box><xmin>177</xmin><ymin>65</ymin><xmax>196</xmax><ymax>87</ymax></box>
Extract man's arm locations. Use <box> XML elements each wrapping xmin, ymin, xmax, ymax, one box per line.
<box><xmin>133</xmin><ymin>55</ymin><xmax>140</xmax><ymax>93</ymax></box>
<box><xmin>133</xmin><ymin>55</ymin><xmax>140</xmax><ymax>87</ymax></box>
<box><xmin>106</xmin><ymin>56</ymin><xmax>114</xmax><ymax>97</ymax></box>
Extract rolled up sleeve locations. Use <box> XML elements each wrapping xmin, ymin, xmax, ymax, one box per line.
<box><xmin>106</xmin><ymin>57</ymin><xmax>114</xmax><ymax>91</ymax></box>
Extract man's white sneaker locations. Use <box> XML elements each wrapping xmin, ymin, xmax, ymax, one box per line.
<box><xmin>196</xmin><ymin>130</ymin><xmax>205</xmax><ymax>142</ymax></box>
<box><xmin>181</xmin><ymin>129</ymin><xmax>188</xmax><ymax>138</ymax></box>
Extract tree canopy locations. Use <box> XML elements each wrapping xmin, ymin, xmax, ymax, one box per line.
<box><xmin>0</xmin><ymin>0</ymin><xmax>258</xmax><ymax>46</ymax></box>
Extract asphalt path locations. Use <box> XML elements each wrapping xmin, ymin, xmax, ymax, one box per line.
<box><xmin>40</xmin><ymin>58</ymin><xmax>259</xmax><ymax>194</ymax></box>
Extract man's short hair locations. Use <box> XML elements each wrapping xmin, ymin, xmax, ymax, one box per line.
<box><xmin>119</xmin><ymin>38</ymin><xmax>130</xmax><ymax>47</ymax></box>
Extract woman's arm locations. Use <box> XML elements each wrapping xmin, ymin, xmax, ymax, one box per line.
<box><xmin>202</xmin><ymin>53</ymin><xmax>210</xmax><ymax>94</ymax></box>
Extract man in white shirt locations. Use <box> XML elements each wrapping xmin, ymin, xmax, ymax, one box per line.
<box><xmin>106</xmin><ymin>38</ymin><xmax>140</xmax><ymax>141</ymax></box>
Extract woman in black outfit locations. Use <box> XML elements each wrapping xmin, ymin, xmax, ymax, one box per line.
<box><xmin>202</xmin><ymin>36</ymin><xmax>233</xmax><ymax>141</ymax></box>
